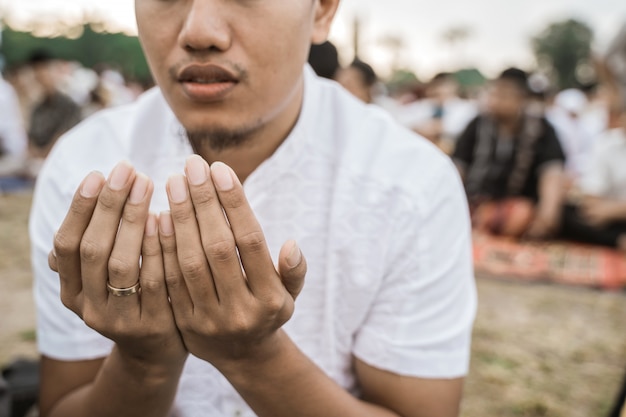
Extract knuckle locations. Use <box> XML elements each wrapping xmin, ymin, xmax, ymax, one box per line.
<box><xmin>121</xmin><ymin>206</ymin><xmax>143</xmax><ymax>225</ymax></box>
<box><xmin>140</xmin><ymin>277</ymin><xmax>164</xmax><ymax>293</ymax></box>
<box><xmin>108</xmin><ymin>257</ymin><xmax>136</xmax><ymax>278</ymax></box>
<box><xmin>80</xmin><ymin>238</ymin><xmax>106</xmax><ymax>263</ymax></box>
<box><xmin>141</xmin><ymin>239</ymin><xmax>162</xmax><ymax>258</ymax></box>
<box><xmin>165</xmin><ymin>271</ymin><xmax>184</xmax><ymax>289</ymax></box>
<box><xmin>160</xmin><ymin>236</ymin><xmax>177</xmax><ymax>254</ymax></box>
<box><xmin>237</xmin><ymin>231</ymin><xmax>265</xmax><ymax>253</ymax></box>
<box><xmin>82</xmin><ymin>307</ymin><xmax>102</xmax><ymax>331</ymax></box>
<box><xmin>170</xmin><ymin>207</ymin><xmax>195</xmax><ymax>224</ymax></box>
<box><xmin>180</xmin><ymin>256</ymin><xmax>208</xmax><ymax>281</ymax></box>
<box><xmin>98</xmin><ymin>190</ymin><xmax>123</xmax><ymax>213</ymax></box>
<box><xmin>205</xmin><ymin>239</ymin><xmax>236</xmax><ymax>262</ymax></box>
<box><xmin>220</xmin><ymin>191</ymin><xmax>246</xmax><ymax>209</ymax></box>
<box><xmin>190</xmin><ymin>188</ymin><xmax>217</xmax><ymax>210</ymax></box>
<box><xmin>54</xmin><ymin>232</ymin><xmax>77</xmax><ymax>257</ymax></box>
<box><xmin>263</xmin><ymin>293</ymin><xmax>287</xmax><ymax>315</ymax></box>
<box><xmin>67</xmin><ymin>198</ymin><xmax>92</xmax><ymax>219</ymax></box>
<box><xmin>228</xmin><ymin>313</ymin><xmax>252</xmax><ymax>335</ymax></box>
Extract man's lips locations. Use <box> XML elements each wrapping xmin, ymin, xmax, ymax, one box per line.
<box><xmin>177</xmin><ymin>64</ymin><xmax>240</xmax><ymax>102</ymax></box>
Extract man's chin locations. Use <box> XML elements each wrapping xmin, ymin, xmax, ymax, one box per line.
<box><xmin>184</xmin><ymin>124</ymin><xmax>259</xmax><ymax>152</ymax></box>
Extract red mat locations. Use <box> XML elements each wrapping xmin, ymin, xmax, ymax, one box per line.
<box><xmin>472</xmin><ymin>232</ymin><xmax>626</xmax><ymax>290</ymax></box>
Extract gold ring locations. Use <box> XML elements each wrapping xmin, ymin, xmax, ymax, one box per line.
<box><xmin>106</xmin><ymin>280</ymin><xmax>141</xmax><ymax>297</ymax></box>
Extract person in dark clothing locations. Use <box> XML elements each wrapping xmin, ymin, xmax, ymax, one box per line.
<box><xmin>453</xmin><ymin>68</ymin><xmax>566</xmax><ymax>239</ymax></box>
<box><xmin>27</xmin><ymin>51</ymin><xmax>81</xmax><ymax>159</ymax></box>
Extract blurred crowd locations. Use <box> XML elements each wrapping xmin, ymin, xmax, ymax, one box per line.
<box><xmin>2</xmin><ymin>35</ymin><xmax>626</xmax><ymax>252</ymax></box>
<box><xmin>309</xmin><ymin>38</ymin><xmax>626</xmax><ymax>251</ymax></box>
<box><xmin>0</xmin><ymin>50</ymin><xmax>147</xmax><ymax>192</ymax></box>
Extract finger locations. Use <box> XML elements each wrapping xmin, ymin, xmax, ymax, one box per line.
<box><xmin>210</xmin><ymin>162</ymin><xmax>277</xmax><ymax>296</ymax></box>
<box><xmin>107</xmin><ymin>174</ymin><xmax>153</xmax><ymax>312</ymax></box>
<box><xmin>185</xmin><ymin>156</ymin><xmax>247</xmax><ymax>301</ymax></box>
<box><xmin>80</xmin><ymin>161</ymin><xmax>136</xmax><ymax>306</ymax></box>
<box><xmin>54</xmin><ymin>171</ymin><xmax>105</xmax><ymax>311</ymax></box>
<box><xmin>139</xmin><ymin>213</ymin><xmax>171</xmax><ymax>320</ymax></box>
<box><xmin>167</xmin><ymin>173</ymin><xmax>220</xmax><ymax>307</ymax></box>
<box><xmin>277</xmin><ymin>240</ymin><xmax>307</xmax><ymax>300</ymax></box>
<box><xmin>159</xmin><ymin>211</ymin><xmax>193</xmax><ymax>318</ymax></box>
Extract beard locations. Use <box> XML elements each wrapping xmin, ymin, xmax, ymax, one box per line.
<box><xmin>184</xmin><ymin>121</ymin><xmax>263</xmax><ymax>153</ymax></box>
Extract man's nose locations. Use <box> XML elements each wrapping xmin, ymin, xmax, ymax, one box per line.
<box><xmin>178</xmin><ymin>0</ymin><xmax>232</xmax><ymax>53</ymax></box>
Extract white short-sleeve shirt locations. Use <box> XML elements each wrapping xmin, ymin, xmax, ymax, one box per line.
<box><xmin>30</xmin><ymin>66</ymin><xmax>476</xmax><ymax>417</ymax></box>
<box><xmin>579</xmin><ymin>128</ymin><xmax>626</xmax><ymax>200</ymax></box>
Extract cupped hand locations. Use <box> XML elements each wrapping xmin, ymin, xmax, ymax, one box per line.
<box><xmin>160</xmin><ymin>155</ymin><xmax>306</xmax><ymax>368</ymax></box>
<box><xmin>49</xmin><ymin>161</ymin><xmax>187</xmax><ymax>368</ymax></box>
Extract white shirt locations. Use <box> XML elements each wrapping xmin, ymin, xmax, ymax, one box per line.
<box><xmin>0</xmin><ymin>77</ymin><xmax>27</xmax><ymax>158</ymax></box>
<box><xmin>395</xmin><ymin>97</ymin><xmax>478</xmax><ymax>142</ymax></box>
<box><xmin>31</xmin><ymin>66</ymin><xmax>476</xmax><ymax>417</ymax></box>
<box><xmin>579</xmin><ymin>128</ymin><xmax>626</xmax><ymax>200</ymax></box>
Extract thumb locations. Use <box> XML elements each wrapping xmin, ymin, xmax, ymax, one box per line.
<box><xmin>277</xmin><ymin>240</ymin><xmax>306</xmax><ymax>300</ymax></box>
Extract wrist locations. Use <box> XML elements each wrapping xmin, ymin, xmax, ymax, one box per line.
<box><xmin>215</xmin><ymin>330</ymin><xmax>292</xmax><ymax>383</ymax></box>
<box><xmin>113</xmin><ymin>345</ymin><xmax>188</xmax><ymax>384</ymax></box>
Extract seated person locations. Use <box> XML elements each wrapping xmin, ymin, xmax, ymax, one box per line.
<box><xmin>398</xmin><ymin>73</ymin><xmax>477</xmax><ymax>153</ymax></box>
<box><xmin>335</xmin><ymin>59</ymin><xmax>377</xmax><ymax>104</ymax></box>
<box><xmin>561</xmin><ymin>88</ymin><xmax>626</xmax><ymax>250</ymax></box>
<box><xmin>453</xmin><ymin>68</ymin><xmax>566</xmax><ymax>239</ymax></box>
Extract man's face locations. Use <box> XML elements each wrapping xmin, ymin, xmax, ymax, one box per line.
<box><xmin>486</xmin><ymin>80</ymin><xmax>526</xmax><ymax>121</ymax></box>
<box><xmin>135</xmin><ymin>0</ymin><xmax>336</xmax><ymax>145</ymax></box>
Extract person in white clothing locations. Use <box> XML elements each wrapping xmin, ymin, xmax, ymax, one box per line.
<box><xmin>561</xmin><ymin>89</ymin><xmax>626</xmax><ymax>249</ymax></box>
<box><xmin>31</xmin><ymin>1</ymin><xmax>476</xmax><ymax>417</ymax></box>
<box><xmin>0</xmin><ymin>75</ymin><xmax>28</xmax><ymax>186</ymax></box>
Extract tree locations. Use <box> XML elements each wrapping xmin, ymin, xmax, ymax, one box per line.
<box><xmin>532</xmin><ymin>19</ymin><xmax>594</xmax><ymax>90</ymax></box>
<box><xmin>0</xmin><ymin>22</ymin><xmax>152</xmax><ymax>83</ymax></box>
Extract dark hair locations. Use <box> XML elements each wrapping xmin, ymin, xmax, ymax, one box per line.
<box><xmin>350</xmin><ymin>59</ymin><xmax>377</xmax><ymax>87</ymax></box>
<box><xmin>308</xmin><ymin>41</ymin><xmax>340</xmax><ymax>80</ymax></box>
<box><xmin>497</xmin><ymin>67</ymin><xmax>530</xmax><ymax>94</ymax></box>
<box><xmin>431</xmin><ymin>72</ymin><xmax>454</xmax><ymax>83</ymax></box>
<box><xmin>27</xmin><ymin>49</ymin><xmax>54</xmax><ymax>67</ymax></box>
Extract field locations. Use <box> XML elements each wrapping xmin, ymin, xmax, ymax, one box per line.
<box><xmin>1</xmin><ymin>192</ymin><xmax>625</xmax><ymax>416</ymax></box>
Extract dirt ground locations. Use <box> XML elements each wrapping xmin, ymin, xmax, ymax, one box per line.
<box><xmin>2</xmin><ymin>192</ymin><xmax>626</xmax><ymax>416</ymax></box>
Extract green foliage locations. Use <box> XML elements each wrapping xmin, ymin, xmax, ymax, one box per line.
<box><xmin>1</xmin><ymin>23</ymin><xmax>152</xmax><ymax>83</ymax></box>
<box><xmin>386</xmin><ymin>68</ymin><xmax>420</xmax><ymax>94</ymax></box>
<box><xmin>532</xmin><ymin>19</ymin><xmax>594</xmax><ymax>90</ymax></box>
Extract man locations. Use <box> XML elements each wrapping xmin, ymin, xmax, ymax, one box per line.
<box><xmin>335</xmin><ymin>58</ymin><xmax>378</xmax><ymax>104</ymax></box>
<box><xmin>561</xmin><ymin>87</ymin><xmax>626</xmax><ymax>250</ymax></box>
<box><xmin>27</xmin><ymin>50</ymin><xmax>82</xmax><ymax>160</ymax></box>
<box><xmin>453</xmin><ymin>68</ymin><xmax>565</xmax><ymax>238</ymax></box>
<box><xmin>31</xmin><ymin>1</ymin><xmax>476</xmax><ymax>417</ymax></box>
<box><xmin>398</xmin><ymin>73</ymin><xmax>477</xmax><ymax>153</ymax></box>
<box><xmin>0</xmin><ymin>73</ymin><xmax>28</xmax><ymax>190</ymax></box>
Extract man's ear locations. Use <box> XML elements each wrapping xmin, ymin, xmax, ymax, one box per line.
<box><xmin>311</xmin><ymin>0</ymin><xmax>341</xmax><ymax>45</ymax></box>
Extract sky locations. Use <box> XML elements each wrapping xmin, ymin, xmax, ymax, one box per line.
<box><xmin>2</xmin><ymin>0</ymin><xmax>626</xmax><ymax>79</ymax></box>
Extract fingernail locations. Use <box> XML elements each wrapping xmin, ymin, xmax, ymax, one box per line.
<box><xmin>186</xmin><ymin>155</ymin><xmax>208</xmax><ymax>186</ymax></box>
<box><xmin>286</xmin><ymin>241</ymin><xmax>302</xmax><ymax>268</ymax></box>
<box><xmin>129</xmin><ymin>173</ymin><xmax>150</xmax><ymax>204</ymax></box>
<box><xmin>80</xmin><ymin>171</ymin><xmax>103</xmax><ymax>198</ymax></box>
<box><xmin>109</xmin><ymin>161</ymin><xmax>134</xmax><ymax>191</ymax></box>
<box><xmin>211</xmin><ymin>162</ymin><xmax>234</xmax><ymax>191</ymax></box>
<box><xmin>145</xmin><ymin>213</ymin><xmax>157</xmax><ymax>236</ymax></box>
<box><xmin>159</xmin><ymin>211</ymin><xmax>174</xmax><ymax>236</ymax></box>
<box><xmin>168</xmin><ymin>174</ymin><xmax>188</xmax><ymax>203</ymax></box>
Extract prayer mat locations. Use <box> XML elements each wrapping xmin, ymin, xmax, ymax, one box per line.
<box><xmin>472</xmin><ymin>232</ymin><xmax>626</xmax><ymax>289</ymax></box>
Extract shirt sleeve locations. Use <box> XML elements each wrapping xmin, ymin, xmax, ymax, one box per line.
<box><xmin>30</xmin><ymin>132</ymin><xmax>114</xmax><ymax>361</ymax></box>
<box><xmin>535</xmin><ymin>119</ymin><xmax>566</xmax><ymax>170</ymax></box>
<box><xmin>353</xmin><ymin>157</ymin><xmax>477</xmax><ymax>379</ymax></box>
